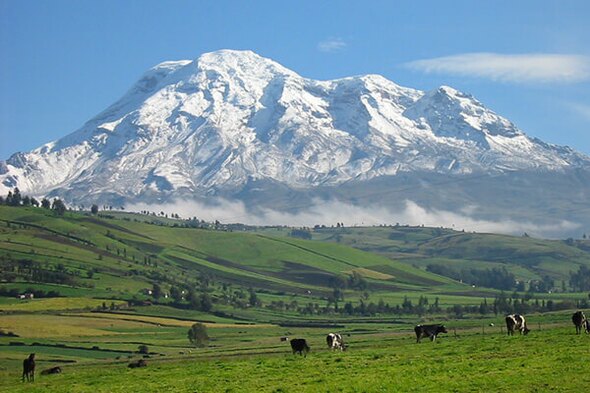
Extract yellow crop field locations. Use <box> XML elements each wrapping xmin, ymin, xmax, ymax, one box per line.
<box><xmin>0</xmin><ymin>297</ymin><xmax>127</xmax><ymax>312</ymax></box>
<box><xmin>0</xmin><ymin>314</ymin><xmax>151</xmax><ymax>338</ymax></box>
<box><xmin>345</xmin><ymin>267</ymin><xmax>394</xmax><ymax>280</ymax></box>
<box><xmin>71</xmin><ymin>312</ymin><xmax>275</xmax><ymax>329</ymax></box>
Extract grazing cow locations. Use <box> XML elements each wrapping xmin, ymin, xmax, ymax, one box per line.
<box><xmin>41</xmin><ymin>366</ymin><xmax>62</xmax><ymax>375</ymax></box>
<box><xmin>128</xmin><ymin>359</ymin><xmax>147</xmax><ymax>368</ymax></box>
<box><xmin>572</xmin><ymin>311</ymin><xmax>587</xmax><ymax>335</ymax></box>
<box><xmin>505</xmin><ymin>314</ymin><xmax>530</xmax><ymax>336</ymax></box>
<box><xmin>326</xmin><ymin>333</ymin><xmax>345</xmax><ymax>351</ymax></box>
<box><xmin>280</xmin><ymin>336</ymin><xmax>289</xmax><ymax>342</ymax></box>
<box><xmin>414</xmin><ymin>324</ymin><xmax>448</xmax><ymax>343</ymax></box>
<box><xmin>22</xmin><ymin>353</ymin><xmax>35</xmax><ymax>382</ymax></box>
<box><xmin>289</xmin><ymin>338</ymin><xmax>310</xmax><ymax>357</ymax></box>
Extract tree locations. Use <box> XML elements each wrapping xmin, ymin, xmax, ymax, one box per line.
<box><xmin>9</xmin><ymin>188</ymin><xmax>21</xmax><ymax>206</ymax></box>
<box><xmin>138</xmin><ymin>344</ymin><xmax>149</xmax><ymax>354</ymax></box>
<box><xmin>41</xmin><ymin>198</ymin><xmax>51</xmax><ymax>209</ymax></box>
<box><xmin>289</xmin><ymin>228</ymin><xmax>312</xmax><ymax>240</ymax></box>
<box><xmin>52</xmin><ymin>199</ymin><xmax>66</xmax><ymax>215</ymax></box>
<box><xmin>248</xmin><ymin>288</ymin><xmax>259</xmax><ymax>307</ymax></box>
<box><xmin>170</xmin><ymin>286</ymin><xmax>183</xmax><ymax>302</ymax></box>
<box><xmin>152</xmin><ymin>283</ymin><xmax>162</xmax><ymax>299</ymax></box>
<box><xmin>570</xmin><ymin>265</ymin><xmax>590</xmax><ymax>292</ymax></box>
<box><xmin>91</xmin><ymin>204</ymin><xmax>99</xmax><ymax>215</ymax></box>
<box><xmin>198</xmin><ymin>293</ymin><xmax>213</xmax><ymax>311</ymax></box>
<box><xmin>189</xmin><ymin>290</ymin><xmax>212</xmax><ymax>311</ymax></box>
<box><xmin>187</xmin><ymin>323</ymin><xmax>209</xmax><ymax>347</ymax></box>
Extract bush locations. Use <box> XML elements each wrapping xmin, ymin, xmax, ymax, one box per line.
<box><xmin>187</xmin><ymin>323</ymin><xmax>209</xmax><ymax>348</ymax></box>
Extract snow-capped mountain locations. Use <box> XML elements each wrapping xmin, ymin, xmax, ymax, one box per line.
<box><xmin>1</xmin><ymin>50</ymin><xmax>589</xmax><ymax>226</ymax></box>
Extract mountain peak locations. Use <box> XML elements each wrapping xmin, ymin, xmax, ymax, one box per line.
<box><xmin>0</xmin><ymin>50</ymin><xmax>588</xmax><ymax>204</ymax></box>
<box><xmin>195</xmin><ymin>49</ymin><xmax>298</xmax><ymax>78</ymax></box>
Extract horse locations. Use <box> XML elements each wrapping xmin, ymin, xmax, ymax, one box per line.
<box><xmin>22</xmin><ymin>353</ymin><xmax>35</xmax><ymax>382</ymax></box>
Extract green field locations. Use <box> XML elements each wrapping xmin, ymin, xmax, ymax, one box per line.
<box><xmin>306</xmin><ymin>226</ymin><xmax>590</xmax><ymax>283</ymax></box>
<box><xmin>1</xmin><ymin>205</ymin><xmax>590</xmax><ymax>391</ymax></box>
<box><xmin>1</xmin><ymin>313</ymin><xmax>588</xmax><ymax>392</ymax></box>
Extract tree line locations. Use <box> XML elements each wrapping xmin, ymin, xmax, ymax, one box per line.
<box><xmin>1</xmin><ymin>187</ymin><xmax>66</xmax><ymax>215</ymax></box>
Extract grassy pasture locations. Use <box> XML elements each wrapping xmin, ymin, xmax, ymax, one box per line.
<box><xmin>0</xmin><ymin>319</ymin><xmax>588</xmax><ymax>392</ymax></box>
<box><xmin>1</xmin><ymin>206</ymin><xmax>590</xmax><ymax>391</ymax></box>
<box><xmin>309</xmin><ymin>226</ymin><xmax>590</xmax><ymax>283</ymax></box>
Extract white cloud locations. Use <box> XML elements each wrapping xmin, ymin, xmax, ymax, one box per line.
<box><xmin>317</xmin><ymin>38</ymin><xmax>347</xmax><ymax>53</ymax></box>
<box><xmin>126</xmin><ymin>198</ymin><xmax>580</xmax><ymax>239</ymax></box>
<box><xmin>405</xmin><ymin>53</ymin><xmax>590</xmax><ymax>83</ymax></box>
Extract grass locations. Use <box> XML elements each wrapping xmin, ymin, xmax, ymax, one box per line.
<box><xmin>307</xmin><ymin>226</ymin><xmax>590</xmax><ymax>283</ymax></box>
<box><xmin>0</xmin><ymin>321</ymin><xmax>588</xmax><ymax>392</ymax></box>
<box><xmin>1</xmin><ymin>206</ymin><xmax>590</xmax><ymax>390</ymax></box>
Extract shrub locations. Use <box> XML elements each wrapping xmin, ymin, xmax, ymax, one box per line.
<box><xmin>187</xmin><ymin>323</ymin><xmax>209</xmax><ymax>348</ymax></box>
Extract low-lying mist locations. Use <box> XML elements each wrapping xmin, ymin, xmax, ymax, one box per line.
<box><xmin>126</xmin><ymin>198</ymin><xmax>580</xmax><ymax>239</ymax></box>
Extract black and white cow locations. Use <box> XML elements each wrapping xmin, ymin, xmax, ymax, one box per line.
<box><xmin>585</xmin><ymin>319</ymin><xmax>590</xmax><ymax>334</ymax></box>
<box><xmin>290</xmin><ymin>338</ymin><xmax>310</xmax><ymax>357</ymax></box>
<box><xmin>505</xmin><ymin>314</ymin><xmax>530</xmax><ymax>336</ymax></box>
<box><xmin>326</xmin><ymin>333</ymin><xmax>345</xmax><ymax>351</ymax></box>
<box><xmin>414</xmin><ymin>324</ymin><xmax>448</xmax><ymax>343</ymax></box>
<box><xmin>572</xmin><ymin>311</ymin><xmax>586</xmax><ymax>335</ymax></box>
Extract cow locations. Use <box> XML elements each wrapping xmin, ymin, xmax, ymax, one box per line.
<box><xmin>289</xmin><ymin>338</ymin><xmax>310</xmax><ymax>357</ymax></box>
<box><xmin>585</xmin><ymin>319</ymin><xmax>590</xmax><ymax>334</ymax></box>
<box><xmin>41</xmin><ymin>366</ymin><xmax>62</xmax><ymax>375</ymax></box>
<box><xmin>22</xmin><ymin>353</ymin><xmax>35</xmax><ymax>382</ymax></box>
<box><xmin>414</xmin><ymin>324</ymin><xmax>447</xmax><ymax>343</ymax></box>
<box><xmin>128</xmin><ymin>359</ymin><xmax>147</xmax><ymax>368</ymax></box>
<box><xmin>572</xmin><ymin>311</ymin><xmax>587</xmax><ymax>335</ymax></box>
<box><xmin>505</xmin><ymin>314</ymin><xmax>530</xmax><ymax>336</ymax></box>
<box><xmin>326</xmin><ymin>333</ymin><xmax>345</xmax><ymax>351</ymax></box>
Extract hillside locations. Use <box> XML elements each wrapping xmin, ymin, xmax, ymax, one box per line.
<box><xmin>1</xmin><ymin>205</ymin><xmax>589</xmax><ymax>380</ymax></box>
<box><xmin>1</xmin><ymin>205</ymin><xmax>488</xmax><ymax>319</ymax></box>
<box><xmin>307</xmin><ymin>225</ymin><xmax>590</xmax><ymax>286</ymax></box>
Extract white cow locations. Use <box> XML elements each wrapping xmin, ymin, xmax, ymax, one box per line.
<box><xmin>326</xmin><ymin>333</ymin><xmax>345</xmax><ymax>351</ymax></box>
<box><xmin>505</xmin><ymin>314</ymin><xmax>530</xmax><ymax>336</ymax></box>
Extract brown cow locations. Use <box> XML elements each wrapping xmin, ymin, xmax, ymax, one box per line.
<box><xmin>414</xmin><ymin>324</ymin><xmax>448</xmax><ymax>343</ymax></box>
<box><xmin>22</xmin><ymin>353</ymin><xmax>35</xmax><ymax>382</ymax></box>
<box><xmin>289</xmin><ymin>338</ymin><xmax>310</xmax><ymax>357</ymax></box>
<box><xmin>41</xmin><ymin>366</ymin><xmax>62</xmax><ymax>375</ymax></box>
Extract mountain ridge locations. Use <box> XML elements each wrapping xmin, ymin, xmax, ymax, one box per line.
<box><xmin>1</xmin><ymin>50</ymin><xmax>589</xmax><ymax>235</ymax></box>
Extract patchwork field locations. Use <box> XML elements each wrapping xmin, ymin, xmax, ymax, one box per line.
<box><xmin>1</xmin><ymin>313</ymin><xmax>588</xmax><ymax>392</ymax></box>
<box><xmin>1</xmin><ymin>205</ymin><xmax>590</xmax><ymax>391</ymax></box>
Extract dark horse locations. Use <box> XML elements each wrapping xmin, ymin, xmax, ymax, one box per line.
<box><xmin>22</xmin><ymin>353</ymin><xmax>35</xmax><ymax>382</ymax></box>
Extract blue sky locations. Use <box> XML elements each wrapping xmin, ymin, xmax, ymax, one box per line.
<box><xmin>1</xmin><ymin>0</ymin><xmax>589</xmax><ymax>159</ymax></box>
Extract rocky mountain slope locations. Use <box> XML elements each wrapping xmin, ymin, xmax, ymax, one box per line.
<box><xmin>1</xmin><ymin>50</ymin><xmax>589</xmax><ymax>235</ymax></box>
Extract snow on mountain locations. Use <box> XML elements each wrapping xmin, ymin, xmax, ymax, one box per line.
<box><xmin>1</xmin><ymin>49</ymin><xmax>589</xmax><ymax>203</ymax></box>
